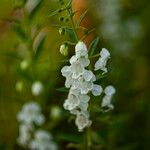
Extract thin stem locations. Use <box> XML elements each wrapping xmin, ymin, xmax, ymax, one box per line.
<box><xmin>86</xmin><ymin>128</ymin><xmax>92</xmax><ymax>150</ymax></box>
<box><xmin>89</xmin><ymin>53</ymin><xmax>100</xmax><ymax>59</ymax></box>
<box><xmin>65</xmin><ymin>4</ymin><xmax>79</xmax><ymax>42</ymax></box>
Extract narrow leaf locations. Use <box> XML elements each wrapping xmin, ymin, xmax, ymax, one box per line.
<box><xmin>33</xmin><ymin>30</ymin><xmax>47</xmax><ymax>59</ymax></box>
<box><xmin>88</xmin><ymin>37</ymin><xmax>100</xmax><ymax>56</ymax></box>
<box><xmin>76</xmin><ymin>9</ymin><xmax>88</xmax><ymax>28</ymax></box>
<box><xmin>56</xmin><ymin>87</ymin><xmax>69</xmax><ymax>93</ymax></box>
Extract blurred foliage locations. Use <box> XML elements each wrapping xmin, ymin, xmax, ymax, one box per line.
<box><xmin>0</xmin><ymin>0</ymin><xmax>150</xmax><ymax>150</ymax></box>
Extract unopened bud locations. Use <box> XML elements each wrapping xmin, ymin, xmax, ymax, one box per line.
<box><xmin>20</xmin><ymin>60</ymin><xmax>29</xmax><ymax>70</ymax></box>
<box><xmin>16</xmin><ymin>80</ymin><xmax>24</xmax><ymax>92</ymax></box>
<box><xmin>31</xmin><ymin>81</ymin><xmax>44</xmax><ymax>96</ymax></box>
<box><xmin>60</xmin><ymin>44</ymin><xmax>68</xmax><ymax>56</ymax></box>
<box><xmin>59</xmin><ymin>27</ymin><xmax>65</xmax><ymax>35</ymax></box>
<box><xmin>50</xmin><ymin>106</ymin><xmax>62</xmax><ymax>119</ymax></box>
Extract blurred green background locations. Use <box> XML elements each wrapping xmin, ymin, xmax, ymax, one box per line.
<box><xmin>0</xmin><ymin>0</ymin><xmax>150</xmax><ymax>149</ymax></box>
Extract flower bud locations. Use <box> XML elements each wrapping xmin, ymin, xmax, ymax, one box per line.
<box><xmin>20</xmin><ymin>60</ymin><xmax>29</xmax><ymax>71</ymax></box>
<box><xmin>60</xmin><ymin>44</ymin><xmax>68</xmax><ymax>56</ymax></box>
<box><xmin>31</xmin><ymin>81</ymin><xmax>44</xmax><ymax>96</ymax></box>
<box><xmin>50</xmin><ymin>106</ymin><xmax>62</xmax><ymax>120</ymax></box>
<box><xmin>16</xmin><ymin>81</ymin><xmax>24</xmax><ymax>92</ymax></box>
<box><xmin>59</xmin><ymin>27</ymin><xmax>65</xmax><ymax>35</ymax></box>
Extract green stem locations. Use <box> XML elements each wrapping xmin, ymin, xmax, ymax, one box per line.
<box><xmin>87</xmin><ymin>128</ymin><xmax>92</xmax><ymax>150</ymax></box>
<box><xmin>65</xmin><ymin>4</ymin><xmax>79</xmax><ymax>42</ymax></box>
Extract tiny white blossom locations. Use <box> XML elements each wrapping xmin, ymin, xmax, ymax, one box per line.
<box><xmin>75</xmin><ymin>41</ymin><xmax>88</xmax><ymax>58</ymax></box>
<box><xmin>31</xmin><ymin>81</ymin><xmax>44</xmax><ymax>96</ymax></box>
<box><xmin>94</xmin><ymin>48</ymin><xmax>110</xmax><ymax>73</ymax></box>
<box><xmin>92</xmin><ymin>84</ymin><xmax>103</xmax><ymax>96</ymax></box>
<box><xmin>17</xmin><ymin>124</ymin><xmax>33</xmax><ymax>147</ymax></box>
<box><xmin>75</xmin><ymin>112</ymin><xmax>92</xmax><ymax>132</ymax></box>
<box><xmin>101</xmin><ymin>85</ymin><xmax>116</xmax><ymax>112</ymax></box>
<box><xmin>29</xmin><ymin>130</ymin><xmax>57</xmax><ymax>150</ymax></box>
<box><xmin>63</xmin><ymin>90</ymin><xmax>80</xmax><ymax>111</ymax></box>
<box><xmin>104</xmin><ymin>85</ymin><xmax>116</xmax><ymax>96</ymax></box>
<box><xmin>83</xmin><ymin>70</ymin><xmax>95</xmax><ymax>82</ymax></box>
<box><xmin>17</xmin><ymin>102</ymin><xmax>45</xmax><ymax>125</ymax></box>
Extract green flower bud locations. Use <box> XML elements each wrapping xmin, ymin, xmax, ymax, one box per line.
<box><xmin>59</xmin><ymin>27</ymin><xmax>65</xmax><ymax>35</ymax></box>
<box><xmin>20</xmin><ymin>60</ymin><xmax>29</xmax><ymax>70</ymax></box>
<box><xmin>60</xmin><ymin>43</ymin><xmax>68</xmax><ymax>56</ymax></box>
<box><xmin>16</xmin><ymin>80</ymin><xmax>24</xmax><ymax>92</ymax></box>
<box><xmin>50</xmin><ymin>106</ymin><xmax>62</xmax><ymax>120</ymax></box>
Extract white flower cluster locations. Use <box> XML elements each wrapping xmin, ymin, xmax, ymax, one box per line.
<box><xmin>29</xmin><ymin>130</ymin><xmax>57</xmax><ymax>150</ymax></box>
<box><xmin>17</xmin><ymin>102</ymin><xmax>57</xmax><ymax>150</ymax></box>
<box><xmin>17</xmin><ymin>102</ymin><xmax>45</xmax><ymax>125</ymax></box>
<box><xmin>61</xmin><ymin>41</ymin><xmax>115</xmax><ymax>132</ymax></box>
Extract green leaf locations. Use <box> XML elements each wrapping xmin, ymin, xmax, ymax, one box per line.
<box><xmin>27</xmin><ymin>0</ymin><xmax>42</xmax><ymax>19</ymax></box>
<box><xmin>0</xmin><ymin>51</ymin><xmax>21</xmax><ymax>60</ymax></box>
<box><xmin>96</xmin><ymin>73</ymin><xmax>108</xmax><ymax>80</ymax></box>
<box><xmin>33</xmin><ymin>31</ymin><xmax>47</xmax><ymax>59</ymax></box>
<box><xmin>76</xmin><ymin>9</ymin><xmax>88</xmax><ymax>29</ymax></box>
<box><xmin>57</xmin><ymin>133</ymin><xmax>82</xmax><ymax>143</ymax></box>
<box><xmin>56</xmin><ymin>87</ymin><xmax>69</xmax><ymax>93</ymax></box>
<box><xmin>88</xmin><ymin>37</ymin><xmax>100</xmax><ymax>56</ymax></box>
<box><xmin>13</xmin><ymin>24</ymin><xmax>27</xmax><ymax>41</ymax></box>
<box><xmin>65</xmin><ymin>28</ymin><xmax>76</xmax><ymax>42</ymax></box>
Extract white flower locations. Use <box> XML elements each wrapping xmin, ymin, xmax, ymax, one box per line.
<box><xmin>83</xmin><ymin>70</ymin><xmax>95</xmax><ymax>82</ymax></box>
<box><xmin>29</xmin><ymin>130</ymin><xmax>57</xmax><ymax>150</ymax></box>
<box><xmin>32</xmin><ymin>81</ymin><xmax>44</xmax><ymax>96</ymax></box>
<box><xmin>78</xmin><ymin>77</ymin><xmax>93</xmax><ymax>94</ymax></box>
<box><xmin>104</xmin><ymin>85</ymin><xmax>116</xmax><ymax>96</ymax></box>
<box><xmin>75</xmin><ymin>112</ymin><xmax>92</xmax><ymax>132</ymax></box>
<box><xmin>75</xmin><ymin>41</ymin><xmax>88</xmax><ymax>58</ymax></box>
<box><xmin>17</xmin><ymin>124</ymin><xmax>33</xmax><ymax>147</ymax></box>
<box><xmin>101</xmin><ymin>85</ymin><xmax>116</xmax><ymax>112</ymax></box>
<box><xmin>63</xmin><ymin>90</ymin><xmax>80</xmax><ymax>111</ymax></box>
<box><xmin>94</xmin><ymin>48</ymin><xmax>110</xmax><ymax>73</ymax></box>
<box><xmin>71</xmin><ymin>60</ymin><xmax>85</xmax><ymax>79</ymax></box>
<box><xmin>92</xmin><ymin>84</ymin><xmax>103</xmax><ymax>96</ymax></box>
<box><xmin>17</xmin><ymin>102</ymin><xmax>45</xmax><ymax>125</ymax></box>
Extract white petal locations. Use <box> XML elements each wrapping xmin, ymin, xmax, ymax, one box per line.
<box><xmin>79</xmin><ymin>94</ymin><xmax>90</xmax><ymax>103</ymax></box>
<box><xmin>61</xmin><ymin>66</ymin><xmax>71</xmax><ymax>77</ymax></box>
<box><xmin>92</xmin><ymin>84</ymin><xmax>103</xmax><ymax>96</ymax></box>
<box><xmin>79</xmin><ymin>57</ymin><xmax>90</xmax><ymax>67</ymax></box>
<box><xmin>75</xmin><ymin>41</ymin><xmax>88</xmax><ymax>58</ymax></box>
<box><xmin>83</xmin><ymin>70</ymin><xmax>94</xmax><ymax>81</ymax></box>
<box><xmin>71</xmin><ymin>62</ymin><xmax>84</xmax><ymax>79</ymax></box>
<box><xmin>65</xmin><ymin>75</ymin><xmax>73</xmax><ymax>88</ymax></box>
<box><xmin>63</xmin><ymin>91</ymin><xmax>80</xmax><ymax>110</ymax></box>
<box><xmin>104</xmin><ymin>85</ymin><xmax>116</xmax><ymax>96</ymax></box>
<box><xmin>100</xmin><ymin>48</ymin><xmax>110</xmax><ymax>59</ymax></box>
<box><xmin>79</xmin><ymin>80</ymin><xmax>93</xmax><ymax>94</ymax></box>
<box><xmin>101</xmin><ymin>95</ymin><xmax>114</xmax><ymax>112</ymax></box>
<box><xmin>69</xmin><ymin>55</ymin><xmax>78</xmax><ymax>64</ymax></box>
<box><xmin>94</xmin><ymin>58</ymin><xmax>107</xmax><ymax>72</ymax></box>
<box><xmin>75</xmin><ymin>112</ymin><xmax>92</xmax><ymax>132</ymax></box>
